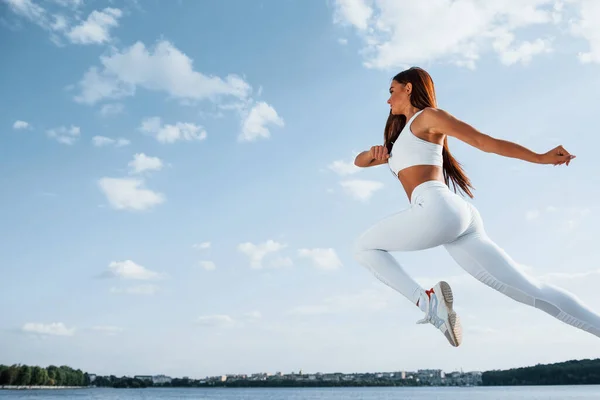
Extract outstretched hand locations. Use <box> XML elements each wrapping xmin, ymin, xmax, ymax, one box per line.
<box><xmin>369</xmin><ymin>145</ymin><xmax>389</xmax><ymax>161</ymax></box>
<box><xmin>539</xmin><ymin>145</ymin><xmax>576</xmax><ymax>166</ymax></box>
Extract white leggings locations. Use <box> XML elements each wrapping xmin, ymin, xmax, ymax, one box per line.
<box><xmin>354</xmin><ymin>180</ymin><xmax>600</xmax><ymax>338</ymax></box>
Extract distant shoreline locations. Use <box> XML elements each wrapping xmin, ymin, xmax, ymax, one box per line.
<box><xmin>0</xmin><ymin>386</ymin><xmax>85</xmax><ymax>390</ymax></box>
<box><xmin>2</xmin><ymin>384</ymin><xmax>600</xmax><ymax>390</ymax></box>
<box><xmin>2</xmin><ymin>358</ymin><xmax>599</xmax><ymax>389</ymax></box>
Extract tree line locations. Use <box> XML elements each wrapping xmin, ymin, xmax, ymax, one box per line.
<box><xmin>0</xmin><ymin>364</ymin><xmax>90</xmax><ymax>387</ymax></box>
<box><xmin>481</xmin><ymin>358</ymin><xmax>600</xmax><ymax>386</ymax></box>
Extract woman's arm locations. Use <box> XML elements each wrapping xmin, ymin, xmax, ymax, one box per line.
<box><xmin>424</xmin><ymin>108</ymin><xmax>575</xmax><ymax>166</ymax></box>
<box><xmin>354</xmin><ymin>145</ymin><xmax>389</xmax><ymax>167</ymax></box>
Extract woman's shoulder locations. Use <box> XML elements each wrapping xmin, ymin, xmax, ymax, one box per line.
<box><xmin>418</xmin><ymin>107</ymin><xmax>455</xmax><ymax>125</ymax></box>
<box><xmin>414</xmin><ymin>107</ymin><xmax>456</xmax><ymax>135</ymax></box>
<box><xmin>419</xmin><ymin>107</ymin><xmax>446</xmax><ymax>117</ymax></box>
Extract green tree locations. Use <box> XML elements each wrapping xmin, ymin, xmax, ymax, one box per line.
<box><xmin>47</xmin><ymin>365</ymin><xmax>61</xmax><ymax>386</ymax></box>
<box><xmin>0</xmin><ymin>365</ymin><xmax>18</xmax><ymax>385</ymax></box>
<box><xmin>0</xmin><ymin>365</ymin><xmax>7</xmax><ymax>385</ymax></box>
<box><xmin>83</xmin><ymin>372</ymin><xmax>91</xmax><ymax>386</ymax></box>
<box><xmin>75</xmin><ymin>369</ymin><xmax>84</xmax><ymax>386</ymax></box>
<box><xmin>482</xmin><ymin>358</ymin><xmax>600</xmax><ymax>385</ymax></box>
<box><xmin>15</xmin><ymin>365</ymin><xmax>32</xmax><ymax>386</ymax></box>
<box><xmin>31</xmin><ymin>366</ymin><xmax>49</xmax><ymax>385</ymax></box>
<box><xmin>54</xmin><ymin>367</ymin><xmax>65</xmax><ymax>386</ymax></box>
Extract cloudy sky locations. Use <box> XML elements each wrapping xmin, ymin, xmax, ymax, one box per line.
<box><xmin>1</xmin><ymin>0</ymin><xmax>600</xmax><ymax>379</ymax></box>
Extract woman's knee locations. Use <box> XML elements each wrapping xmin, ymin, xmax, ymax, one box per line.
<box><xmin>352</xmin><ymin>232</ymin><xmax>380</xmax><ymax>265</ymax></box>
<box><xmin>352</xmin><ymin>234</ymin><xmax>369</xmax><ymax>259</ymax></box>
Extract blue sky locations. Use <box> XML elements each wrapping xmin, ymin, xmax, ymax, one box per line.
<box><xmin>1</xmin><ymin>0</ymin><xmax>600</xmax><ymax>379</ymax></box>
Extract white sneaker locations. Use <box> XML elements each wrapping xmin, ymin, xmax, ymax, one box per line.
<box><xmin>416</xmin><ymin>281</ymin><xmax>462</xmax><ymax>347</ymax></box>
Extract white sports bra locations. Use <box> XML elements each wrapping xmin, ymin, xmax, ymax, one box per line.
<box><xmin>388</xmin><ymin>110</ymin><xmax>443</xmax><ymax>176</ymax></box>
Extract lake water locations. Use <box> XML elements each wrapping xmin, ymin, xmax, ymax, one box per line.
<box><xmin>1</xmin><ymin>386</ymin><xmax>600</xmax><ymax>399</ymax></box>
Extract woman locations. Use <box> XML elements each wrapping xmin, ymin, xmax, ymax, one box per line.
<box><xmin>353</xmin><ymin>66</ymin><xmax>600</xmax><ymax>347</ymax></box>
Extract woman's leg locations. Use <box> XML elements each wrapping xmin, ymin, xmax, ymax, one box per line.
<box><xmin>444</xmin><ymin>204</ymin><xmax>600</xmax><ymax>338</ymax></box>
<box><xmin>353</xmin><ymin>187</ymin><xmax>467</xmax><ymax>346</ymax></box>
<box><xmin>354</xmin><ymin>206</ymin><xmax>448</xmax><ymax>310</ymax></box>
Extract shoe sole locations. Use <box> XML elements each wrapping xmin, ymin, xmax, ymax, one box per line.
<box><xmin>439</xmin><ymin>281</ymin><xmax>463</xmax><ymax>347</ymax></box>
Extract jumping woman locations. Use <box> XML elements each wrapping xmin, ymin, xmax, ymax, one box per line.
<box><xmin>353</xmin><ymin>66</ymin><xmax>600</xmax><ymax>347</ymax></box>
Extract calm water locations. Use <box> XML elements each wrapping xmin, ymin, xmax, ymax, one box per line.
<box><xmin>1</xmin><ymin>386</ymin><xmax>600</xmax><ymax>399</ymax></box>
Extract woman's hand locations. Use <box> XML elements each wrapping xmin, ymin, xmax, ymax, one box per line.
<box><xmin>354</xmin><ymin>145</ymin><xmax>389</xmax><ymax>167</ymax></box>
<box><xmin>538</xmin><ymin>145</ymin><xmax>576</xmax><ymax>166</ymax></box>
<box><xmin>369</xmin><ymin>145</ymin><xmax>389</xmax><ymax>161</ymax></box>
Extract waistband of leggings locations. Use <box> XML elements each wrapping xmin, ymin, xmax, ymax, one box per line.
<box><xmin>411</xmin><ymin>180</ymin><xmax>449</xmax><ymax>204</ymax></box>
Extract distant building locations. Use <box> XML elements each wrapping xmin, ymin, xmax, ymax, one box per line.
<box><xmin>134</xmin><ymin>375</ymin><xmax>153</xmax><ymax>382</ymax></box>
<box><xmin>152</xmin><ymin>375</ymin><xmax>172</xmax><ymax>384</ymax></box>
<box><xmin>417</xmin><ymin>369</ymin><xmax>444</xmax><ymax>379</ymax></box>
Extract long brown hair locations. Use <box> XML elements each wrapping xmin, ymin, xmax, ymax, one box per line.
<box><xmin>384</xmin><ymin>67</ymin><xmax>474</xmax><ymax>198</ymax></box>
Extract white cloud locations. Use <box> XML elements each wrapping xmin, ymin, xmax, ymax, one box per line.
<box><xmin>91</xmin><ymin>325</ymin><xmax>123</xmax><ymax>335</ymax></box>
<box><xmin>198</xmin><ymin>261</ymin><xmax>216</xmax><ymax>271</ymax></box>
<box><xmin>100</xmin><ymin>103</ymin><xmax>124</xmax><ymax>116</ymax></box>
<box><xmin>3</xmin><ymin>0</ymin><xmax>47</xmax><ymax>28</ymax></box>
<box><xmin>46</xmin><ymin>125</ymin><xmax>80</xmax><ymax>145</ymax></box>
<box><xmin>570</xmin><ymin>0</ymin><xmax>600</xmax><ymax>64</ymax></box>
<box><xmin>328</xmin><ymin>159</ymin><xmax>360</xmax><ymax>176</ymax></box>
<box><xmin>92</xmin><ymin>136</ymin><xmax>115</xmax><ymax>147</ymax></box>
<box><xmin>50</xmin><ymin>14</ymin><xmax>67</xmax><ymax>33</ymax></box>
<box><xmin>237</xmin><ymin>239</ymin><xmax>287</xmax><ymax>269</ymax></box>
<box><xmin>71</xmin><ymin>39</ymin><xmax>283</xmax><ymax>143</ymax></box>
<box><xmin>140</xmin><ymin>117</ymin><xmax>207</xmax><ymax>144</ymax></box>
<box><xmin>110</xmin><ymin>284</ymin><xmax>159</xmax><ymax>295</ymax></box>
<box><xmin>74</xmin><ymin>40</ymin><xmax>251</xmax><ymax>105</ymax></box>
<box><xmin>526</xmin><ymin>210</ymin><xmax>541</xmax><ymax>220</ymax></box>
<box><xmin>116</xmin><ymin>138</ymin><xmax>130</xmax><ymax>146</ymax></box>
<box><xmin>98</xmin><ymin>177</ymin><xmax>165</xmax><ymax>211</ymax></box>
<box><xmin>332</xmin><ymin>0</ymin><xmax>561</xmax><ymax>69</ymax></box>
<box><xmin>22</xmin><ymin>322</ymin><xmax>74</xmax><ymax>336</ymax></box>
<box><xmin>339</xmin><ymin>179</ymin><xmax>383</xmax><ymax>201</ymax></box>
<box><xmin>13</xmin><ymin>120</ymin><xmax>30</xmax><ymax>130</ymax></box>
<box><xmin>297</xmin><ymin>248</ymin><xmax>343</xmax><ymax>270</ymax></box>
<box><xmin>52</xmin><ymin>0</ymin><xmax>83</xmax><ymax>7</ymax></box>
<box><xmin>66</xmin><ymin>7</ymin><xmax>122</xmax><ymax>45</ymax></box>
<box><xmin>74</xmin><ymin>66</ymin><xmax>135</xmax><ymax>105</ymax></box>
<box><xmin>104</xmin><ymin>260</ymin><xmax>162</xmax><ymax>280</ymax></box>
<box><xmin>239</xmin><ymin>101</ymin><xmax>284</xmax><ymax>142</ymax></box>
<box><xmin>3</xmin><ymin>1</ymin><xmax>121</xmax><ymax>46</ymax></box>
<box><xmin>492</xmin><ymin>30</ymin><xmax>553</xmax><ymax>66</ymax></box>
<box><xmin>244</xmin><ymin>311</ymin><xmax>262</xmax><ymax>319</ymax></box>
<box><xmin>333</xmin><ymin>0</ymin><xmax>373</xmax><ymax>31</ymax></box>
<box><xmin>193</xmin><ymin>242</ymin><xmax>211</xmax><ymax>250</ymax></box>
<box><xmin>128</xmin><ymin>153</ymin><xmax>163</xmax><ymax>174</ymax></box>
<box><xmin>197</xmin><ymin>315</ymin><xmax>235</xmax><ymax>327</ymax></box>
<box><xmin>92</xmin><ymin>136</ymin><xmax>130</xmax><ymax>147</ymax></box>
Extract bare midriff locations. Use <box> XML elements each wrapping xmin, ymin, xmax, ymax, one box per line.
<box><xmin>397</xmin><ymin>165</ymin><xmax>445</xmax><ymax>202</ymax></box>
